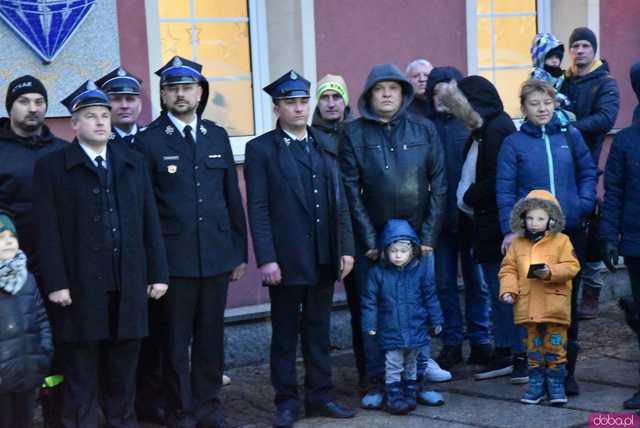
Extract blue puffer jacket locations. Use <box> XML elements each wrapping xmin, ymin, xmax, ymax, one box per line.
<box><xmin>0</xmin><ymin>273</ymin><xmax>52</xmax><ymax>393</ymax></box>
<box><xmin>361</xmin><ymin>220</ymin><xmax>443</xmax><ymax>351</ymax></box>
<box><xmin>600</xmin><ymin>62</ymin><xmax>640</xmax><ymax>256</ymax></box>
<box><xmin>496</xmin><ymin>113</ymin><xmax>597</xmax><ymax>235</ymax></box>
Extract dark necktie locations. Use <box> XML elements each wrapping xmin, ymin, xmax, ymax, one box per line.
<box><xmin>298</xmin><ymin>138</ymin><xmax>310</xmax><ymax>154</ymax></box>
<box><xmin>122</xmin><ymin>135</ymin><xmax>134</xmax><ymax>145</ymax></box>
<box><xmin>95</xmin><ymin>155</ymin><xmax>107</xmax><ymax>185</ymax></box>
<box><xmin>183</xmin><ymin>125</ymin><xmax>195</xmax><ymax>156</ymax></box>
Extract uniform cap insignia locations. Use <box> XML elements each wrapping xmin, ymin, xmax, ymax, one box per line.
<box><xmin>290</xmin><ymin>71</ymin><xmax>298</xmax><ymax>80</ymax></box>
<box><xmin>87</xmin><ymin>81</ymin><xmax>97</xmax><ymax>90</ymax></box>
<box><xmin>173</xmin><ymin>57</ymin><xmax>183</xmax><ymax>67</ymax></box>
<box><xmin>117</xmin><ymin>67</ymin><xmax>126</xmax><ymax>77</ymax></box>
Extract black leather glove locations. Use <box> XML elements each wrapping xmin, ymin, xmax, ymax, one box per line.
<box><xmin>601</xmin><ymin>240</ymin><xmax>619</xmax><ymax>273</ymax></box>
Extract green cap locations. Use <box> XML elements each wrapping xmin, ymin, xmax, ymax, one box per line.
<box><xmin>0</xmin><ymin>213</ymin><xmax>16</xmax><ymax>236</ymax></box>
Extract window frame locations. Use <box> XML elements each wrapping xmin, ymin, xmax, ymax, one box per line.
<box><xmin>465</xmin><ymin>0</ymin><xmax>551</xmax><ymax>117</ymax></box>
<box><xmin>145</xmin><ymin>0</ymin><xmax>272</xmax><ymax>162</ymax></box>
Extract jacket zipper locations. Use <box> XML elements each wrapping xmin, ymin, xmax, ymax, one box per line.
<box><xmin>542</xmin><ymin>125</ymin><xmax>556</xmax><ymax>196</ymax></box>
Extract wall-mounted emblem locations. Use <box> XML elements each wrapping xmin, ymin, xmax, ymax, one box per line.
<box><xmin>0</xmin><ymin>0</ymin><xmax>97</xmax><ymax>63</ymax></box>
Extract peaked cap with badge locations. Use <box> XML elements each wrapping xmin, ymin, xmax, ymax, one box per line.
<box><xmin>96</xmin><ymin>66</ymin><xmax>143</xmax><ymax>95</ymax></box>
<box><xmin>263</xmin><ymin>69</ymin><xmax>311</xmax><ymax>102</ymax></box>
<box><xmin>155</xmin><ymin>55</ymin><xmax>210</xmax><ymax>115</ymax></box>
<box><xmin>61</xmin><ymin>80</ymin><xmax>111</xmax><ymax>114</ymax></box>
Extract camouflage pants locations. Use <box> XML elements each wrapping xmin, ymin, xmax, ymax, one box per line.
<box><xmin>525</xmin><ymin>322</ymin><xmax>568</xmax><ymax>369</ymax></box>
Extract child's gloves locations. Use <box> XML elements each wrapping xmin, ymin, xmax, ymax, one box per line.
<box><xmin>430</xmin><ymin>325</ymin><xmax>442</xmax><ymax>337</ymax></box>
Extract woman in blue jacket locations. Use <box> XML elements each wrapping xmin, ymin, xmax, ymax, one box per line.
<box><xmin>496</xmin><ymin>79</ymin><xmax>597</xmax><ymax>395</ymax></box>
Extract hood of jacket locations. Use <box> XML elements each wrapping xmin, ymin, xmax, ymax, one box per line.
<box><xmin>519</xmin><ymin>111</ymin><xmax>570</xmax><ymax>138</ymax></box>
<box><xmin>457</xmin><ymin>75</ymin><xmax>504</xmax><ymax>123</ymax></box>
<box><xmin>379</xmin><ymin>219</ymin><xmax>420</xmax><ymax>250</ymax></box>
<box><xmin>510</xmin><ymin>189</ymin><xmax>566</xmax><ymax>234</ymax></box>
<box><xmin>358</xmin><ymin>64</ymin><xmax>414</xmax><ymax>122</ymax></box>
<box><xmin>531</xmin><ymin>33</ymin><xmax>564</xmax><ymax>69</ymax></box>
<box><xmin>631</xmin><ymin>61</ymin><xmax>640</xmax><ymax>123</ymax></box>
<box><xmin>311</xmin><ymin>105</ymin><xmax>352</xmax><ymax>134</ymax></box>
<box><xmin>0</xmin><ymin>117</ymin><xmax>58</xmax><ymax>148</ymax></box>
<box><xmin>426</xmin><ymin>66</ymin><xmax>464</xmax><ymax>115</ymax></box>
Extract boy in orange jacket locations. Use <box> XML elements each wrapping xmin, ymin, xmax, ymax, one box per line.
<box><xmin>499</xmin><ymin>190</ymin><xmax>580</xmax><ymax>406</ymax></box>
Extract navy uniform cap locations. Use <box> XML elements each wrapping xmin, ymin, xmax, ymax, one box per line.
<box><xmin>263</xmin><ymin>70</ymin><xmax>310</xmax><ymax>101</ymax></box>
<box><xmin>61</xmin><ymin>80</ymin><xmax>111</xmax><ymax>114</ymax></box>
<box><xmin>96</xmin><ymin>66</ymin><xmax>142</xmax><ymax>95</ymax></box>
<box><xmin>155</xmin><ymin>56</ymin><xmax>204</xmax><ymax>86</ymax></box>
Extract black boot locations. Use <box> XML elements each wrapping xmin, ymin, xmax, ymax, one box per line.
<box><xmin>565</xmin><ymin>342</ymin><xmax>580</xmax><ymax>396</ymax></box>
<box><xmin>436</xmin><ymin>344</ymin><xmax>463</xmax><ymax>370</ymax></box>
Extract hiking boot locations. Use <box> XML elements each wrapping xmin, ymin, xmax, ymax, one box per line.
<box><xmin>511</xmin><ymin>353</ymin><xmax>529</xmax><ymax>384</ymax></box>
<box><xmin>467</xmin><ymin>343</ymin><xmax>493</xmax><ymax>365</ymax></box>
<box><xmin>579</xmin><ymin>285</ymin><xmax>600</xmax><ymax>320</ymax></box>
<box><xmin>546</xmin><ymin>366</ymin><xmax>568</xmax><ymax>406</ymax></box>
<box><xmin>436</xmin><ymin>344</ymin><xmax>463</xmax><ymax>370</ymax></box>
<box><xmin>520</xmin><ymin>368</ymin><xmax>545</xmax><ymax>404</ymax></box>
<box><xmin>384</xmin><ymin>382</ymin><xmax>410</xmax><ymax>415</ymax></box>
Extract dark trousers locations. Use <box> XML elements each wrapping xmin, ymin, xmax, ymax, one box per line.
<box><xmin>343</xmin><ymin>271</ymin><xmax>366</xmax><ymax>380</ymax></box>
<box><xmin>626</xmin><ymin>256</ymin><xmax>640</xmax><ymax>349</ymax></box>
<box><xmin>269</xmin><ymin>276</ymin><xmax>335</xmax><ymax>410</ymax></box>
<box><xmin>565</xmin><ymin>227</ymin><xmax>588</xmax><ymax>345</ymax></box>
<box><xmin>0</xmin><ymin>389</ymin><xmax>37</xmax><ymax>428</ymax></box>
<box><xmin>61</xmin><ymin>339</ymin><xmax>141</xmax><ymax>428</ymax></box>
<box><xmin>135</xmin><ymin>298</ymin><xmax>165</xmax><ymax>413</ymax></box>
<box><xmin>163</xmin><ymin>275</ymin><xmax>229</xmax><ymax>419</ymax></box>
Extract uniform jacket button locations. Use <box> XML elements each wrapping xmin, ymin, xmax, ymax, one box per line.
<box><xmin>92</xmin><ymin>187</ymin><xmax>100</xmax><ymax>194</ymax></box>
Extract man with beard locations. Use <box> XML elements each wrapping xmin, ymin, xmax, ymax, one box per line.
<box><xmin>0</xmin><ymin>75</ymin><xmax>67</xmax><ymax>427</ymax></box>
<box><xmin>96</xmin><ymin>67</ymin><xmax>145</xmax><ymax>149</ymax></box>
<box><xmin>138</xmin><ymin>56</ymin><xmax>248</xmax><ymax>428</ymax></box>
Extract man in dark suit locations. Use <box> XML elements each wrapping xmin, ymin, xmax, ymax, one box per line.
<box><xmin>137</xmin><ymin>56</ymin><xmax>247</xmax><ymax>428</ymax></box>
<box><xmin>245</xmin><ymin>70</ymin><xmax>356</xmax><ymax>428</ymax></box>
<box><xmin>32</xmin><ymin>81</ymin><xmax>169</xmax><ymax>428</ymax></box>
<box><xmin>96</xmin><ymin>66</ymin><xmax>145</xmax><ymax>149</ymax></box>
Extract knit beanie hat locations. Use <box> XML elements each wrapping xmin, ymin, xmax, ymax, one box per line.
<box><xmin>316</xmin><ymin>74</ymin><xmax>349</xmax><ymax>106</ymax></box>
<box><xmin>0</xmin><ymin>213</ymin><xmax>17</xmax><ymax>237</ymax></box>
<box><xmin>569</xmin><ymin>27</ymin><xmax>598</xmax><ymax>53</ymax></box>
<box><xmin>5</xmin><ymin>75</ymin><xmax>48</xmax><ymax>114</ymax></box>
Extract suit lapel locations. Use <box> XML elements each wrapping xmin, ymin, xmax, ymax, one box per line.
<box><xmin>275</xmin><ymin>128</ymin><xmax>309</xmax><ymax>214</ymax></box>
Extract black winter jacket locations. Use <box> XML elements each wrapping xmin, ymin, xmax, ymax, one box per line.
<box><xmin>0</xmin><ymin>274</ymin><xmax>52</xmax><ymax>393</ymax></box>
<box><xmin>560</xmin><ymin>60</ymin><xmax>620</xmax><ymax>161</ymax></box>
<box><xmin>339</xmin><ymin>64</ymin><xmax>446</xmax><ymax>251</ymax></box>
<box><xmin>458</xmin><ymin>76</ymin><xmax>516</xmax><ymax>263</ymax></box>
<box><xmin>601</xmin><ymin>62</ymin><xmax>640</xmax><ymax>257</ymax></box>
<box><xmin>0</xmin><ymin>119</ymin><xmax>66</xmax><ymax>272</ymax></box>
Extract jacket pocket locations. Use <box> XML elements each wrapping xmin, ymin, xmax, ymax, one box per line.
<box><xmin>544</xmin><ymin>285</ymin><xmax>571</xmax><ymax>321</ymax></box>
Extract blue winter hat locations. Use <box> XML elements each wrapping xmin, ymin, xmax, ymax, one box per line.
<box><xmin>379</xmin><ymin>219</ymin><xmax>420</xmax><ymax>250</ymax></box>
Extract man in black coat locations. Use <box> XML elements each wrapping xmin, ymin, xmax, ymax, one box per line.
<box><xmin>0</xmin><ymin>75</ymin><xmax>67</xmax><ymax>274</ymax></box>
<box><xmin>560</xmin><ymin>27</ymin><xmax>620</xmax><ymax>325</ymax></box>
<box><xmin>338</xmin><ymin>63</ymin><xmax>446</xmax><ymax>408</ymax></box>
<box><xmin>137</xmin><ymin>56</ymin><xmax>247</xmax><ymax>428</ymax></box>
<box><xmin>245</xmin><ymin>70</ymin><xmax>356</xmax><ymax>428</ymax></box>
<box><xmin>32</xmin><ymin>81</ymin><xmax>169</xmax><ymax>428</ymax></box>
<box><xmin>97</xmin><ymin>66</ymin><xmax>145</xmax><ymax>150</ymax></box>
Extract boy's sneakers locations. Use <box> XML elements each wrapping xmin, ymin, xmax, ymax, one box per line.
<box><xmin>436</xmin><ymin>344</ymin><xmax>463</xmax><ymax>370</ymax></box>
<box><xmin>474</xmin><ymin>355</ymin><xmax>513</xmax><ymax>380</ymax></box>
<box><xmin>424</xmin><ymin>359</ymin><xmax>452</xmax><ymax>382</ymax></box>
<box><xmin>510</xmin><ymin>353</ymin><xmax>529</xmax><ymax>384</ymax></box>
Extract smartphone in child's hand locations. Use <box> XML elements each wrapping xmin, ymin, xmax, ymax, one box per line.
<box><xmin>527</xmin><ymin>263</ymin><xmax>547</xmax><ymax>279</ymax></box>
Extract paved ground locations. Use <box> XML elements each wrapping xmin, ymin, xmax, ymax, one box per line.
<box><xmin>206</xmin><ymin>299</ymin><xmax>640</xmax><ymax>428</ymax></box>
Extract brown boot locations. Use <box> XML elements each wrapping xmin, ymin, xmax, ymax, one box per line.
<box><xmin>579</xmin><ymin>286</ymin><xmax>600</xmax><ymax>320</ymax></box>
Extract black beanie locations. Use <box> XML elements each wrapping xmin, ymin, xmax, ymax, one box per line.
<box><xmin>569</xmin><ymin>27</ymin><xmax>598</xmax><ymax>53</ymax></box>
<box><xmin>5</xmin><ymin>75</ymin><xmax>48</xmax><ymax>114</ymax></box>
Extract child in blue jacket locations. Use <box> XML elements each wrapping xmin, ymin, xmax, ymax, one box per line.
<box><xmin>361</xmin><ymin>219</ymin><xmax>444</xmax><ymax>415</ymax></box>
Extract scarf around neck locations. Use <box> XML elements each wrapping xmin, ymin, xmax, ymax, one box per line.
<box><xmin>0</xmin><ymin>250</ymin><xmax>28</xmax><ymax>295</ymax></box>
